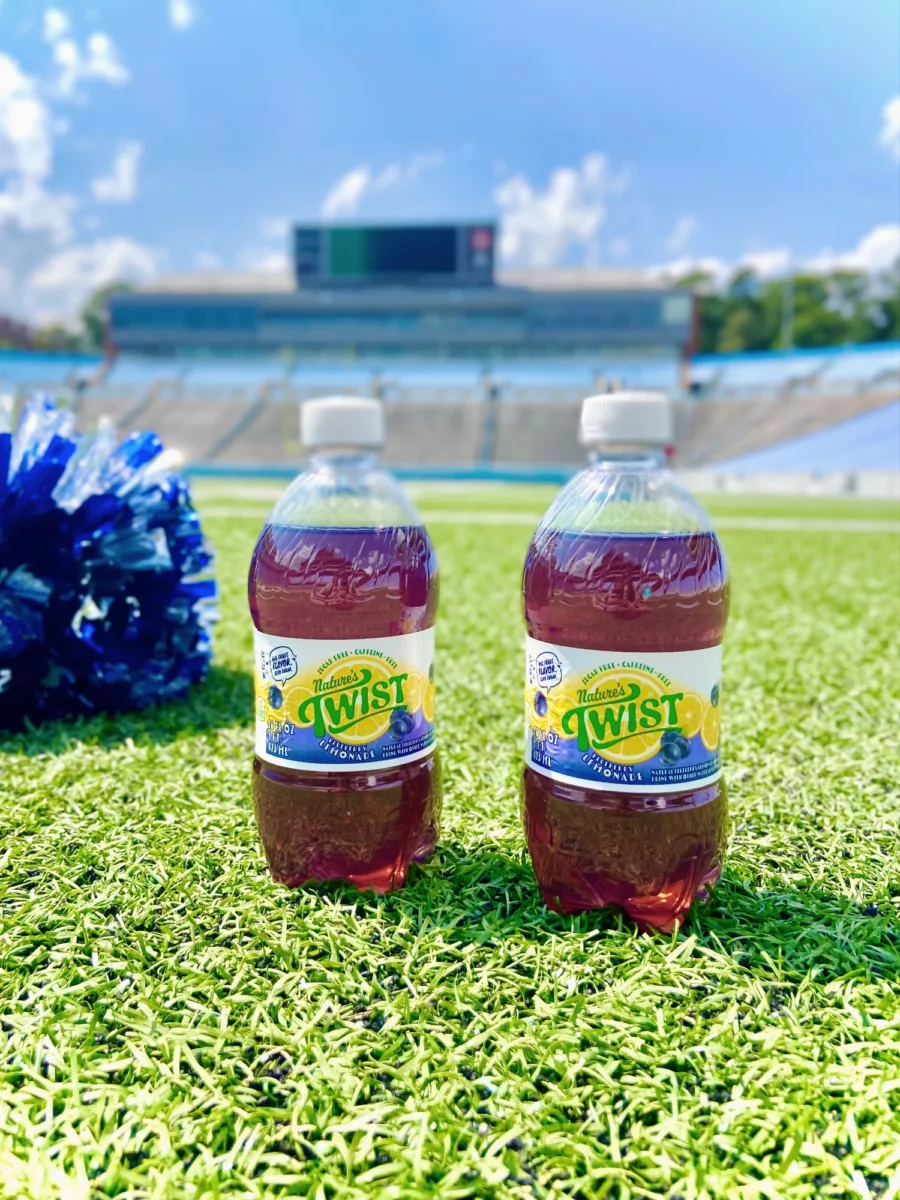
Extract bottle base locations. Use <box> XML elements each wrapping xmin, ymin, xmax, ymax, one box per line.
<box><xmin>522</xmin><ymin>769</ymin><xmax>727</xmax><ymax>934</ymax></box>
<box><xmin>252</xmin><ymin>754</ymin><xmax>441</xmax><ymax>895</ymax></box>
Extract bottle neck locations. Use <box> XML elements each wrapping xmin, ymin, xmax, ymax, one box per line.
<box><xmin>586</xmin><ymin>445</ymin><xmax>666</xmax><ymax>470</ymax></box>
<box><xmin>309</xmin><ymin>447</ymin><xmax>381</xmax><ymax>472</ymax></box>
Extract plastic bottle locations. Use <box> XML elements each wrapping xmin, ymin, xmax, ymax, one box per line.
<box><xmin>248</xmin><ymin>396</ymin><xmax>440</xmax><ymax>893</ymax></box>
<box><xmin>522</xmin><ymin>391</ymin><xmax>729</xmax><ymax>932</ymax></box>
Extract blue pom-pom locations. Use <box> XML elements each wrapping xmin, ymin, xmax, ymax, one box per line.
<box><xmin>0</xmin><ymin>393</ymin><xmax>218</xmax><ymax>730</ymax></box>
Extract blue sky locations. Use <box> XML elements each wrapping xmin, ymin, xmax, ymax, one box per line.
<box><xmin>1</xmin><ymin>0</ymin><xmax>898</xmax><ymax>322</ymax></box>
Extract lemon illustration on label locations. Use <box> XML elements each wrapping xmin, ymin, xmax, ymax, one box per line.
<box><xmin>423</xmin><ymin>681</ymin><xmax>436</xmax><ymax>724</ymax></box>
<box><xmin>549</xmin><ymin>690</ymin><xmax>579</xmax><ymax>737</ymax></box>
<box><xmin>701</xmin><ymin>702</ymin><xmax>721</xmax><ymax>751</ymax></box>
<box><xmin>677</xmin><ymin>693</ymin><xmax>705</xmax><ymax>740</ymax></box>
<box><xmin>403</xmin><ymin>671</ymin><xmax>427</xmax><ymax>715</ymax></box>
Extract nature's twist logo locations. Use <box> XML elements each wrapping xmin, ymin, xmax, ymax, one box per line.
<box><xmin>529</xmin><ymin>665</ymin><xmax>720</xmax><ymax>765</ymax></box>
<box><xmin>261</xmin><ymin>652</ymin><xmax>434</xmax><ymax>746</ymax></box>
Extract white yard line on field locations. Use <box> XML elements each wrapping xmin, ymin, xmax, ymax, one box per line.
<box><xmin>713</xmin><ymin>516</ymin><xmax>899</xmax><ymax>533</ymax></box>
<box><xmin>201</xmin><ymin>505</ymin><xmax>900</xmax><ymax>533</ymax></box>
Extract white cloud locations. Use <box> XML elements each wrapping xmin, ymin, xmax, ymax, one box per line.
<box><xmin>878</xmin><ymin>95</ymin><xmax>900</xmax><ymax>161</ymax></box>
<box><xmin>654</xmin><ymin>248</ymin><xmax>790</xmax><ymax>287</ymax></box>
<box><xmin>493</xmin><ymin>152</ymin><xmax>629</xmax><ymax>267</ymax></box>
<box><xmin>91</xmin><ymin>140</ymin><xmax>142</xmax><ymax>203</ymax></box>
<box><xmin>42</xmin><ymin>8</ymin><xmax>70</xmax><ymax>42</ymax></box>
<box><xmin>654</xmin><ymin>255</ymin><xmax>730</xmax><ymax>286</ymax></box>
<box><xmin>237</xmin><ymin>246</ymin><xmax>289</xmax><ymax>272</ymax></box>
<box><xmin>654</xmin><ymin>225</ymin><xmax>900</xmax><ymax>286</ymax></box>
<box><xmin>26</xmin><ymin>236</ymin><xmax>158</xmax><ymax>323</ymax></box>
<box><xmin>374</xmin><ymin>162</ymin><xmax>402</xmax><ymax>191</ymax></box>
<box><xmin>321</xmin><ymin>165</ymin><xmax>372</xmax><ymax>219</ymax></box>
<box><xmin>0</xmin><ymin>52</ymin><xmax>80</xmax><ymax>318</ymax></box>
<box><xmin>0</xmin><ymin>52</ymin><xmax>54</xmax><ymax>181</ymax></box>
<box><xmin>666</xmin><ymin>214</ymin><xmax>697</xmax><ymax>253</ymax></box>
<box><xmin>0</xmin><ymin>49</ymin><xmax>155</xmax><ymax>323</ymax></box>
<box><xmin>52</xmin><ymin>31</ymin><xmax>129</xmax><ymax>97</ymax></box>
<box><xmin>195</xmin><ymin>250</ymin><xmax>222</xmax><ymax>269</ymax></box>
<box><xmin>168</xmin><ymin>0</ymin><xmax>195</xmax><ymax>31</ymax></box>
<box><xmin>320</xmin><ymin>151</ymin><xmax>448</xmax><ymax>217</ymax></box>
<box><xmin>738</xmin><ymin>247</ymin><xmax>792</xmax><ymax>278</ymax></box>
<box><xmin>259</xmin><ymin>214</ymin><xmax>289</xmax><ymax>240</ymax></box>
<box><xmin>236</xmin><ymin>215</ymin><xmax>291</xmax><ymax>274</ymax></box>
<box><xmin>806</xmin><ymin>224</ymin><xmax>900</xmax><ymax>274</ymax></box>
<box><xmin>405</xmin><ymin>150</ymin><xmax>446</xmax><ymax>182</ymax></box>
<box><xmin>0</xmin><ymin>178</ymin><xmax>76</xmax><ymax>246</ymax></box>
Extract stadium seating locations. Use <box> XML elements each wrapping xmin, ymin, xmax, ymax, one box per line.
<box><xmin>136</xmin><ymin>395</ymin><xmax>255</xmax><ymax>462</ymax></box>
<box><xmin>104</xmin><ymin>357</ymin><xmax>182</xmax><ymax>386</ymax></box>
<box><xmin>182</xmin><ymin>361</ymin><xmax>287</xmax><ymax>388</ymax></box>
<box><xmin>717</xmin><ymin>401</ymin><xmax>900</xmax><ymax>473</ymax></box>
<box><xmin>384</xmin><ymin>404</ymin><xmax>486</xmax><ymax>466</ymax></box>
<box><xmin>815</xmin><ymin>346</ymin><xmax>900</xmax><ymax>389</ymax></box>
<box><xmin>691</xmin><ymin>353</ymin><xmax>829</xmax><ymax>395</ymax></box>
<box><xmin>212</xmin><ymin>399</ymin><xmax>301</xmax><ymax>466</ymax></box>
<box><xmin>494</xmin><ymin>402</ymin><xmax>581</xmax><ymax>464</ymax></box>
<box><xmin>75</xmin><ymin>387</ymin><xmax>150</xmax><ymax>433</ymax></box>
<box><xmin>677</xmin><ymin>388</ymin><xmax>898</xmax><ymax>466</ymax></box>
<box><xmin>0</xmin><ymin>352</ymin><xmax>102</xmax><ymax>389</ymax></box>
<box><xmin>6</xmin><ymin>341</ymin><xmax>898</xmax><ymax>476</ymax></box>
<box><xmin>691</xmin><ymin>343</ymin><xmax>900</xmax><ymax>397</ymax></box>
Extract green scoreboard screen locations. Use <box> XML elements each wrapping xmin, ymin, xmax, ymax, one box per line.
<box><xmin>293</xmin><ymin>223</ymin><xmax>495</xmax><ymax>287</ymax></box>
<box><xmin>329</xmin><ymin>226</ymin><xmax>456</xmax><ymax>277</ymax></box>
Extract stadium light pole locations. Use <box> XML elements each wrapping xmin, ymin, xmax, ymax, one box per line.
<box><xmin>781</xmin><ymin>277</ymin><xmax>794</xmax><ymax>351</ymax></box>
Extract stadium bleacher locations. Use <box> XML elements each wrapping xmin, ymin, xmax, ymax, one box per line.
<box><xmin>816</xmin><ymin>345</ymin><xmax>900</xmax><ymax>388</ymax></box>
<box><xmin>182</xmin><ymin>361</ymin><xmax>287</xmax><ymax>388</ymax></box>
<box><xmin>0</xmin><ymin>351</ymin><xmax>102</xmax><ymax>389</ymax></box>
<box><xmin>102</xmin><ymin>357</ymin><xmax>181</xmax><ymax>386</ymax></box>
<box><xmin>134</xmin><ymin>395</ymin><xmax>255</xmax><ymax>462</ymax></box>
<box><xmin>3</xmin><ymin>341</ymin><xmax>898</xmax><ymax>479</ymax></box>
<box><xmin>691</xmin><ymin>343</ymin><xmax>900</xmax><ymax>397</ymax></box>
<box><xmin>717</xmin><ymin>400</ymin><xmax>900</xmax><ymax>473</ymax></box>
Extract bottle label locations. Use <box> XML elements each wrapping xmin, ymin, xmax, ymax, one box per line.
<box><xmin>525</xmin><ymin>637</ymin><xmax>722</xmax><ymax>793</ymax></box>
<box><xmin>254</xmin><ymin>629</ymin><xmax>436</xmax><ymax>772</ymax></box>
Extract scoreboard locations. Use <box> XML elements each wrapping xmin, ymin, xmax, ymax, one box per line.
<box><xmin>293</xmin><ymin>223</ymin><xmax>495</xmax><ymax>288</ymax></box>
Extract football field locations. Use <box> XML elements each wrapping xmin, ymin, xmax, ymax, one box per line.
<box><xmin>2</xmin><ymin>483</ymin><xmax>899</xmax><ymax>1200</ymax></box>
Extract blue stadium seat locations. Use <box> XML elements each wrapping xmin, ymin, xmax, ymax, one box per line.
<box><xmin>105</xmin><ymin>358</ymin><xmax>182</xmax><ymax>385</ymax></box>
<box><xmin>289</xmin><ymin>364</ymin><xmax>373</xmax><ymax>387</ymax></box>
<box><xmin>182</xmin><ymin>361</ymin><xmax>287</xmax><ymax>387</ymax></box>
<box><xmin>715</xmin><ymin>355</ymin><xmax>827</xmax><ymax>391</ymax></box>
<box><xmin>0</xmin><ymin>352</ymin><xmax>102</xmax><ymax>387</ymax></box>
<box><xmin>692</xmin><ymin>343</ymin><xmax>900</xmax><ymax>395</ymax></box>
<box><xmin>716</xmin><ymin>401</ymin><xmax>900</xmax><ymax>472</ymax></box>
<box><xmin>818</xmin><ymin>346</ymin><xmax>900</xmax><ymax>386</ymax></box>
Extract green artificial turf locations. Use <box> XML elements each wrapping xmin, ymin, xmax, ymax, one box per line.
<box><xmin>1</xmin><ymin>487</ymin><xmax>899</xmax><ymax>1200</ymax></box>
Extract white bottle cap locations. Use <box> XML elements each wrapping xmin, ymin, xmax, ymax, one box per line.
<box><xmin>301</xmin><ymin>395</ymin><xmax>384</xmax><ymax>449</ymax></box>
<box><xmin>579</xmin><ymin>390</ymin><xmax>673</xmax><ymax>447</ymax></box>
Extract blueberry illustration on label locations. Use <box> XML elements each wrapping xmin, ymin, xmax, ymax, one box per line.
<box><xmin>710</xmin><ymin>683</ymin><xmax>720</xmax><ymax>708</ymax></box>
<box><xmin>268</xmin><ymin>685</ymin><xmax>283</xmax><ymax>710</ymax></box>
<box><xmin>534</xmin><ymin>691</ymin><xmax>548</xmax><ymax>717</ymax></box>
<box><xmin>389</xmin><ymin>708</ymin><xmax>416</xmax><ymax>740</ymax></box>
<box><xmin>659</xmin><ymin>731</ymin><xmax>691</xmax><ymax>764</ymax></box>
